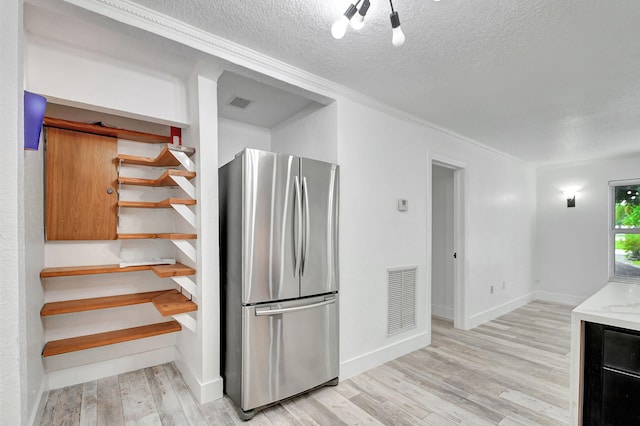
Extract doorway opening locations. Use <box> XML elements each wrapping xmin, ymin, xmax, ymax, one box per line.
<box><xmin>430</xmin><ymin>156</ymin><xmax>466</xmax><ymax>330</ymax></box>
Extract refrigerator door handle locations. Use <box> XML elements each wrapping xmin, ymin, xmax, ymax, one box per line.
<box><xmin>301</xmin><ymin>176</ymin><xmax>310</xmax><ymax>276</ymax></box>
<box><xmin>293</xmin><ymin>176</ymin><xmax>303</xmax><ymax>277</ymax></box>
<box><xmin>255</xmin><ymin>296</ymin><xmax>336</xmax><ymax>316</ymax></box>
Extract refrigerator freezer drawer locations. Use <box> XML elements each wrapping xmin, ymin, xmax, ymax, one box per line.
<box><xmin>240</xmin><ymin>294</ymin><xmax>339</xmax><ymax>411</ymax></box>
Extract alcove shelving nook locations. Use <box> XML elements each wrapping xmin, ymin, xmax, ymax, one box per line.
<box><xmin>39</xmin><ymin>117</ymin><xmax>199</xmax><ymax>364</ymax></box>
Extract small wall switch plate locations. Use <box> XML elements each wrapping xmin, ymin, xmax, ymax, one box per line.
<box><xmin>397</xmin><ymin>199</ymin><xmax>408</xmax><ymax>212</ymax></box>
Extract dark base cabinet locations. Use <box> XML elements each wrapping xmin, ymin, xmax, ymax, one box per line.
<box><xmin>584</xmin><ymin>322</ymin><xmax>640</xmax><ymax>425</ymax></box>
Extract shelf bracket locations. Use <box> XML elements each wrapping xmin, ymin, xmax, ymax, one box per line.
<box><xmin>171</xmin><ymin>275</ymin><xmax>197</xmax><ymax>296</ymax></box>
<box><xmin>171</xmin><ymin>240</ymin><xmax>197</xmax><ymax>263</ymax></box>
<box><xmin>170</xmin><ymin>150</ymin><xmax>196</xmax><ymax>172</ymax></box>
<box><xmin>172</xmin><ymin>312</ymin><xmax>197</xmax><ymax>333</ymax></box>
<box><xmin>170</xmin><ymin>176</ymin><xmax>196</xmax><ymax>199</ymax></box>
<box><xmin>171</xmin><ymin>203</ymin><xmax>197</xmax><ymax>227</ymax></box>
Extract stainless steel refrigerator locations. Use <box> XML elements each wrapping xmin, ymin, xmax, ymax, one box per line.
<box><xmin>219</xmin><ymin>148</ymin><xmax>339</xmax><ymax>420</ymax></box>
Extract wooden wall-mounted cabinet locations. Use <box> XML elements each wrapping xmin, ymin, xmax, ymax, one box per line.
<box><xmin>45</xmin><ymin>127</ymin><xmax>118</xmax><ymax>240</ymax></box>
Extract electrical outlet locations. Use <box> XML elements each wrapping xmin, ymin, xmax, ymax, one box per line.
<box><xmin>502</xmin><ymin>281</ymin><xmax>506</xmax><ymax>290</ymax></box>
<box><xmin>490</xmin><ymin>285</ymin><xmax>494</xmax><ymax>294</ymax></box>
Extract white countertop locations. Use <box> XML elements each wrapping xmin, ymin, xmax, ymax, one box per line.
<box><xmin>570</xmin><ymin>281</ymin><xmax>640</xmax><ymax>424</ymax></box>
<box><xmin>572</xmin><ymin>281</ymin><xmax>640</xmax><ymax>331</ymax></box>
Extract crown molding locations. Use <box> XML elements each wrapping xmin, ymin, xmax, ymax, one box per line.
<box><xmin>536</xmin><ymin>151</ymin><xmax>640</xmax><ymax>172</ymax></box>
<box><xmin>61</xmin><ymin>0</ymin><xmax>528</xmax><ymax>166</ymax></box>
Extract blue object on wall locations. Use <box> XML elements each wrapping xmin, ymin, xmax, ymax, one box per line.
<box><xmin>24</xmin><ymin>91</ymin><xmax>47</xmax><ymax>150</ymax></box>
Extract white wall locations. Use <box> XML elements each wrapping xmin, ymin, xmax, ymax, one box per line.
<box><xmin>218</xmin><ymin>117</ymin><xmax>271</xmax><ymax>167</ymax></box>
<box><xmin>432</xmin><ymin>165</ymin><xmax>454</xmax><ymax>320</ymax></box>
<box><xmin>25</xmin><ymin>35</ymin><xmax>189</xmax><ymax>126</ymax></box>
<box><xmin>536</xmin><ymin>155</ymin><xmax>640</xmax><ymax>304</ymax></box>
<box><xmin>337</xmin><ymin>99</ymin><xmax>430</xmax><ymax>378</ymax></box>
<box><xmin>24</xmin><ymin>142</ymin><xmax>47</xmax><ymax>424</ymax></box>
<box><xmin>271</xmin><ymin>103</ymin><xmax>338</xmax><ymax>164</ymax></box>
<box><xmin>337</xmin><ymin>98</ymin><xmax>538</xmax><ymax>377</ymax></box>
<box><xmin>0</xmin><ymin>1</ymin><xmax>30</xmax><ymax>424</ymax></box>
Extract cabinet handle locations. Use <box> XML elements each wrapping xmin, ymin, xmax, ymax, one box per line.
<box><xmin>106</xmin><ymin>188</ymin><xmax>114</xmax><ymax>194</ymax></box>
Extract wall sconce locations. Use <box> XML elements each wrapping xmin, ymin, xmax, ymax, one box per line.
<box><xmin>563</xmin><ymin>190</ymin><xmax>577</xmax><ymax>208</ymax></box>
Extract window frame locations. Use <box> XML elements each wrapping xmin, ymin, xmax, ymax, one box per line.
<box><xmin>609</xmin><ymin>178</ymin><xmax>640</xmax><ymax>284</ymax></box>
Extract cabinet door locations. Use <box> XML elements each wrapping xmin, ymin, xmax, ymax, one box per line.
<box><xmin>45</xmin><ymin>127</ymin><xmax>117</xmax><ymax>240</ymax></box>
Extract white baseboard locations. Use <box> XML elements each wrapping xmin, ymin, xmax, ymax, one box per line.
<box><xmin>173</xmin><ymin>356</ymin><xmax>223</xmax><ymax>404</ymax></box>
<box><xmin>467</xmin><ymin>292</ymin><xmax>536</xmax><ymax>329</ymax></box>
<box><xmin>28</xmin><ymin>378</ymin><xmax>48</xmax><ymax>426</ymax></box>
<box><xmin>339</xmin><ymin>331</ymin><xmax>430</xmax><ymax>380</ymax></box>
<box><xmin>432</xmin><ymin>304</ymin><xmax>453</xmax><ymax>320</ymax></box>
<box><xmin>47</xmin><ymin>346</ymin><xmax>176</xmax><ymax>390</ymax></box>
<box><xmin>535</xmin><ymin>290</ymin><xmax>585</xmax><ymax>307</ymax></box>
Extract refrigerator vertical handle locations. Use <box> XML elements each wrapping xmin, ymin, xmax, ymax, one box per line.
<box><xmin>293</xmin><ymin>176</ymin><xmax>303</xmax><ymax>277</ymax></box>
<box><xmin>301</xmin><ymin>176</ymin><xmax>310</xmax><ymax>276</ymax></box>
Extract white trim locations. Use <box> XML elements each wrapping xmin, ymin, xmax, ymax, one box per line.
<box><xmin>431</xmin><ymin>154</ymin><xmax>467</xmax><ymax>170</ymax></box>
<box><xmin>428</xmin><ymin>153</ymin><xmax>468</xmax><ymax>330</ymax></box>
<box><xmin>608</xmin><ymin>178</ymin><xmax>640</xmax><ymax>187</ymax></box>
<box><xmin>62</xmin><ymin>0</ymin><xmax>529</xmax><ymax>166</ymax></box>
<box><xmin>339</xmin><ymin>332</ymin><xmax>430</xmax><ymax>380</ymax></box>
<box><xmin>28</xmin><ymin>378</ymin><xmax>48</xmax><ymax>426</ymax></box>
<box><xmin>467</xmin><ymin>292</ymin><xmax>536</xmax><ymax>330</ymax></box>
<box><xmin>534</xmin><ymin>291</ymin><xmax>586</xmax><ymax>307</ymax></box>
<box><xmin>174</xmin><ymin>356</ymin><xmax>223</xmax><ymax>404</ymax></box>
<box><xmin>537</xmin><ymin>152</ymin><xmax>640</xmax><ymax>172</ymax></box>
<box><xmin>47</xmin><ymin>346</ymin><xmax>176</xmax><ymax>390</ymax></box>
<box><xmin>431</xmin><ymin>305</ymin><xmax>454</xmax><ymax>321</ymax></box>
<box><xmin>608</xmin><ymin>179</ymin><xmax>640</xmax><ymax>284</ymax></box>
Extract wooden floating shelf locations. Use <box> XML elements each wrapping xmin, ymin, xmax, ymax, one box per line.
<box><xmin>41</xmin><ymin>290</ymin><xmax>168</xmax><ymax>316</ymax></box>
<box><xmin>117</xmin><ymin>233</ymin><xmax>197</xmax><ymax>240</ymax></box>
<box><xmin>118</xmin><ymin>198</ymin><xmax>196</xmax><ymax>209</ymax></box>
<box><xmin>150</xmin><ymin>263</ymin><xmax>196</xmax><ymax>278</ymax></box>
<box><xmin>41</xmin><ymin>262</ymin><xmax>195</xmax><ymax>279</ymax></box>
<box><xmin>42</xmin><ymin>320</ymin><xmax>181</xmax><ymax>357</ymax></box>
<box><xmin>152</xmin><ymin>290</ymin><xmax>197</xmax><ymax>316</ymax></box>
<box><xmin>41</xmin><ymin>264</ymin><xmax>149</xmax><ymax>278</ymax></box>
<box><xmin>118</xmin><ymin>170</ymin><xmax>195</xmax><ymax>187</ymax></box>
<box><xmin>43</xmin><ymin>117</ymin><xmax>171</xmax><ymax>144</ymax></box>
<box><xmin>117</xmin><ymin>145</ymin><xmax>195</xmax><ymax>167</ymax></box>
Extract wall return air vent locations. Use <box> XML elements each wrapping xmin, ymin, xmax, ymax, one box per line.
<box><xmin>227</xmin><ymin>96</ymin><xmax>253</xmax><ymax>109</ymax></box>
<box><xmin>387</xmin><ymin>266</ymin><xmax>417</xmax><ymax>336</ymax></box>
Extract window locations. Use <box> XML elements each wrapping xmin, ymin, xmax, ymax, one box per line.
<box><xmin>611</xmin><ymin>180</ymin><xmax>640</xmax><ymax>282</ymax></box>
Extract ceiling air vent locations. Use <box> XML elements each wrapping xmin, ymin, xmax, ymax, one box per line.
<box><xmin>228</xmin><ymin>96</ymin><xmax>253</xmax><ymax>109</ymax></box>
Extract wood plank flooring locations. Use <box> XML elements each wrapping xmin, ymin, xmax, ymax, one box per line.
<box><xmin>40</xmin><ymin>301</ymin><xmax>572</xmax><ymax>425</ymax></box>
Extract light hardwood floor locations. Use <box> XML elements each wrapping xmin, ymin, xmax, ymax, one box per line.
<box><xmin>40</xmin><ymin>301</ymin><xmax>572</xmax><ymax>425</ymax></box>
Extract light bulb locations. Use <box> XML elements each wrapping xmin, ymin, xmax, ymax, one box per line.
<box><xmin>351</xmin><ymin>14</ymin><xmax>365</xmax><ymax>30</ymax></box>
<box><xmin>389</xmin><ymin>11</ymin><xmax>405</xmax><ymax>46</ymax></box>
<box><xmin>392</xmin><ymin>26</ymin><xmax>406</xmax><ymax>46</ymax></box>
<box><xmin>332</xmin><ymin>4</ymin><xmax>358</xmax><ymax>39</ymax></box>
<box><xmin>351</xmin><ymin>0</ymin><xmax>370</xmax><ymax>31</ymax></box>
<box><xmin>331</xmin><ymin>16</ymin><xmax>350</xmax><ymax>39</ymax></box>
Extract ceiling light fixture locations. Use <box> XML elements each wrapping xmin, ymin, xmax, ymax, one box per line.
<box><xmin>331</xmin><ymin>1</ymin><xmax>359</xmax><ymax>39</ymax></box>
<box><xmin>351</xmin><ymin>0</ymin><xmax>370</xmax><ymax>30</ymax></box>
<box><xmin>331</xmin><ymin>0</ymin><xmax>406</xmax><ymax>46</ymax></box>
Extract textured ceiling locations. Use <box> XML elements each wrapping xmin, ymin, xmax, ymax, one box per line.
<box><xmin>125</xmin><ymin>0</ymin><xmax>640</xmax><ymax>167</ymax></box>
<box><xmin>31</xmin><ymin>0</ymin><xmax>640</xmax><ymax>166</ymax></box>
<box><xmin>217</xmin><ymin>72</ymin><xmax>317</xmax><ymax>129</ymax></box>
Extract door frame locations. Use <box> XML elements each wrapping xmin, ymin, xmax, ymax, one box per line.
<box><xmin>428</xmin><ymin>154</ymin><xmax>468</xmax><ymax>330</ymax></box>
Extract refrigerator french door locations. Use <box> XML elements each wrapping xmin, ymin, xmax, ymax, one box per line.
<box><xmin>219</xmin><ymin>149</ymin><xmax>339</xmax><ymax>419</ymax></box>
